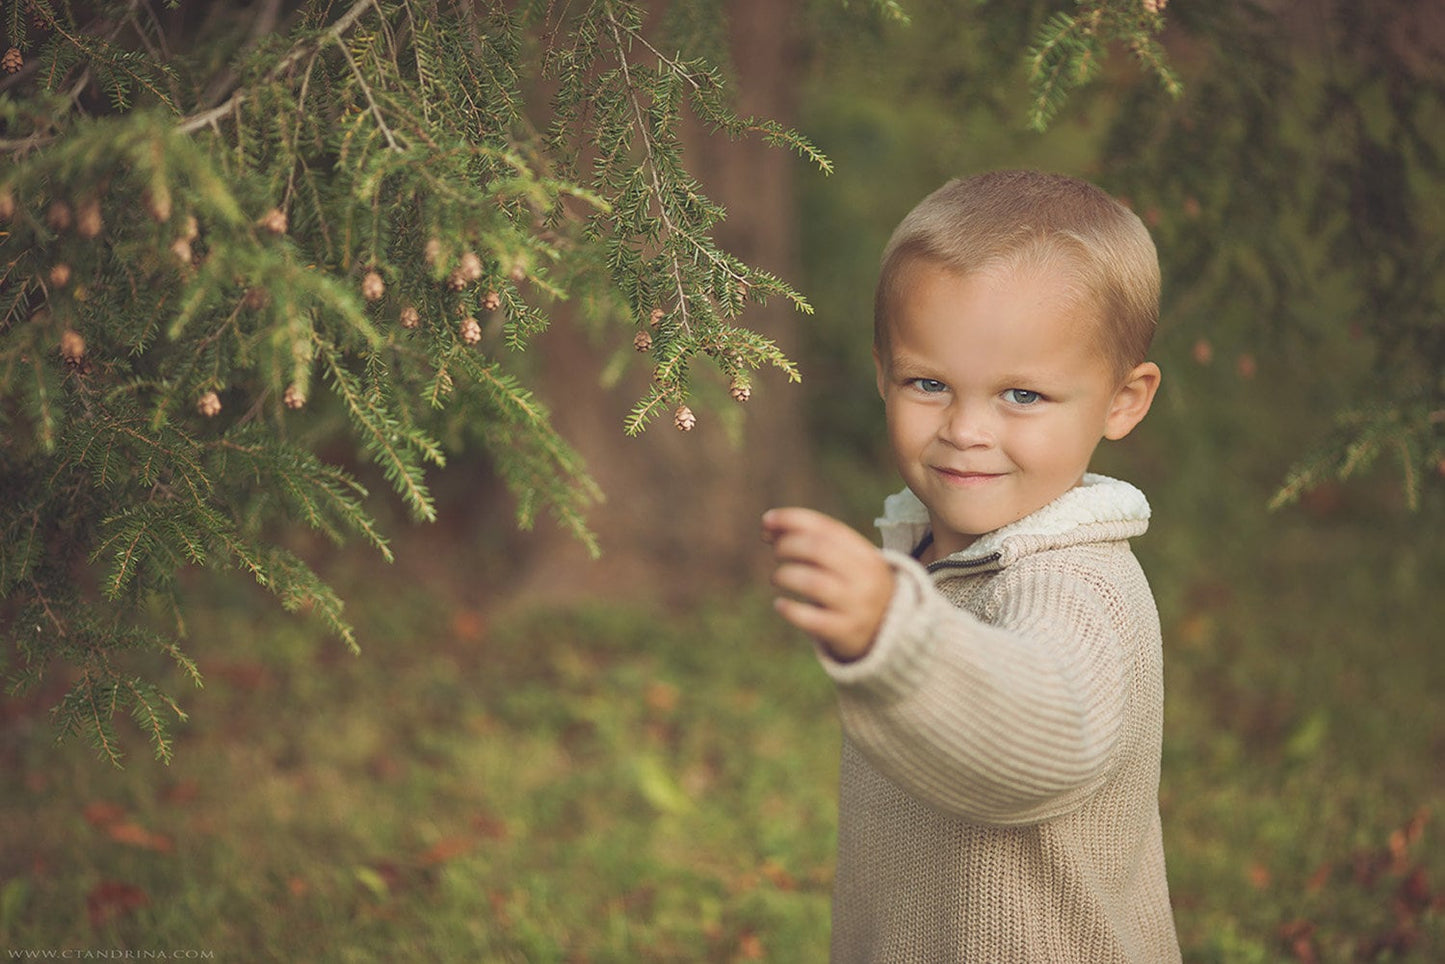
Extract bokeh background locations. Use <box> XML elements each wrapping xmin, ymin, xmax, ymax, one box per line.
<box><xmin>3</xmin><ymin>1</ymin><xmax>1443</xmax><ymax>961</ymax></box>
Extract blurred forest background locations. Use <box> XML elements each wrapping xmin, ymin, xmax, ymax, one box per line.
<box><xmin>2</xmin><ymin>0</ymin><xmax>1444</xmax><ymax>961</ymax></box>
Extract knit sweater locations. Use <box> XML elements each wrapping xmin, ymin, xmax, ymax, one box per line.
<box><xmin>822</xmin><ymin>474</ymin><xmax>1181</xmax><ymax>963</ymax></box>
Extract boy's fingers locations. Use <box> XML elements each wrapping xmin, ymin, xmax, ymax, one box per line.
<box><xmin>761</xmin><ymin>506</ymin><xmax>838</xmax><ymax>540</ymax></box>
<box><xmin>766</xmin><ymin>528</ymin><xmax>828</xmax><ymax>566</ymax></box>
<box><xmin>773</xmin><ymin>596</ymin><xmax>841</xmax><ymax>639</ymax></box>
<box><xmin>773</xmin><ymin>597</ymin><xmax>874</xmax><ymax>660</ymax></box>
<box><xmin>765</xmin><ymin>511</ymin><xmax>873</xmax><ymax>565</ymax></box>
<box><xmin>771</xmin><ymin>559</ymin><xmax>844</xmax><ymax>607</ymax></box>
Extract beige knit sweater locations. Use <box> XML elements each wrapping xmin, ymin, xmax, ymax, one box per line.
<box><xmin>822</xmin><ymin>475</ymin><xmax>1181</xmax><ymax>963</ymax></box>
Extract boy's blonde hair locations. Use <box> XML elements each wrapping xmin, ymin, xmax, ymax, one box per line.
<box><xmin>874</xmin><ymin>170</ymin><xmax>1159</xmax><ymax>379</ymax></box>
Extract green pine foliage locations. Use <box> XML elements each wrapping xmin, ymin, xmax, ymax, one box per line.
<box><xmin>1095</xmin><ymin>0</ymin><xmax>1445</xmax><ymax>513</ymax></box>
<box><xmin>0</xmin><ymin>0</ymin><xmax>827</xmax><ymax>764</ymax></box>
<box><xmin>1025</xmin><ymin>0</ymin><xmax>1180</xmax><ymax>132</ymax></box>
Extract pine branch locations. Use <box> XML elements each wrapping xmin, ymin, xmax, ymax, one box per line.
<box><xmin>1</xmin><ymin>0</ymin><xmax>839</xmax><ymax>761</ymax></box>
<box><xmin>318</xmin><ymin>342</ymin><xmax>440</xmax><ymax>523</ymax></box>
<box><xmin>177</xmin><ymin>0</ymin><xmax>378</xmax><ymax>136</ymax></box>
<box><xmin>1025</xmin><ymin>1</ymin><xmax>1181</xmax><ymax>132</ymax></box>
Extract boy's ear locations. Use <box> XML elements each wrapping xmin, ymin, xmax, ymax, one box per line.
<box><xmin>873</xmin><ymin>344</ymin><xmax>886</xmax><ymax>399</ymax></box>
<box><xmin>1103</xmin><ymin>361</ymin><xmax>1161</xmax><ymax>441</ymax></box>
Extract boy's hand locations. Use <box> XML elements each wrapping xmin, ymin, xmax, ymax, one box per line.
<box><xmin>761</xmin><ymin>507</ymin><xmax>894</xmax><ymax>662</ymax></box>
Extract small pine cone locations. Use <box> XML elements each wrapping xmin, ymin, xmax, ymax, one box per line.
<box><xmin>257</xmin><ymin>207</ymin><xmax>288</xmax><ymax>235</ymax></box>
<box><xmin>0</xmin><ymin>189</ymin><xmax>15</xmax><ymax>221</ymax></box>
<box><xmin>399</xmin><ymin>305</ymin><xmax>421</xmax><ymax>329</ymax></box>
<box><xmin>48</xmin><ymin>263</ymin><xmax>71</xmax><ymax>288</ymax></box>
<box><xmin>424</xmin><ymin>238</ymin><xmax>444</xmax><ymax>266</ymax></box>
<box><xmin>673</xmin><ymin>405</ymin><xmax>696</xmax><ymax>432</ymax></box>
<box><xmin>1</xmin><ymin>47</ymin><xmax>21</xmax><ymax>74</ymax></box>
<box><xmin>197</xmin><ymin>391</ymin><xmax>222</xmax><ymax>417</ymax></box>
<box><xmin>242</xmin><ymin>287</ymin><xmax>268</xmax><ymax>310</ymax></box>
<box><xmin>361</xmin><ymin>270</ymin><xmax>385</xmax><ymax>302</ymax></box>
<box><xmin>283</xmin><ymin>384</ymin><xmax>306</xmax><ymax>410</ymax></box>
<box><xmin>649</xmin><ymin>307</ymin><xmax>665</xmax><ymax>327</ymax></box>
<box><xmin>729</xmin><ymin>379</ymin><xmax>751</xmax><ymax>403</ymax></box>
<box><xmin>144</xmin><ymin>187</ymin><xmax>172</xmax><ymax>224</ymax></box>
<box><xmin>509</xmin><ymin>263</ymin><xmax>527</xmax><ymax>283</ymax></box>
<box><xmin>59</xmin><ymin>329</ymin><xmax>86</xmax><ymax>363</ymax></box>
<box><xmin>46</xmin><ymin>201</ymin><xmax>72</xmax><ymax>232</ymax></box>
<box><xmin>446</xmin><ymin>269</ymin><xmax>468</xmax><ymax>291</ymax></box>
<box><xmin>459</xmin><ymin>251</ymin><xmax>484</xmax><ymax>282</ymax></box>
<box><xmin>182</xmin><ymin>215</ymin><xmax>199</xmax><ymax>241</ymax></box>
<box><xmin>481</xmin><ymin>290</ymin><xmax>501</xmax><ymax>311</ymax></box>
<box><xmin>170</xmin><ymin>237</ymin><xmax>194</xmax><ymax>265</ymax></box>
<box><xmin>460</xmin><ymin>316</ymin><xmax>482</xmax><ymax>344</ymax></box>
<box><xmin>76</xmin><ymin>199</ymin><xmax>102</xmax><ymax>239</ymax></box>
<box><xmin>633</xmin><ymin>330</ymin><xmax>653</xmax><ymax>352</ymax></box>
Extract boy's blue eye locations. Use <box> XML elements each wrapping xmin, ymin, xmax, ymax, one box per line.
<box><xmin>1005</xmin><ymin>389</ymin><xmax>1042</xmax><ymax>405</ymax></box>
<box><xmin>912</xmin><ymin>378</ymin><xmax>947</xmax><ymax>394</ymax></box>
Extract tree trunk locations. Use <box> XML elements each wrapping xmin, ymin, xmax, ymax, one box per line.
<box><xmin>495</xmin><ymin>0</ymin><xmax>814</xmax><ymax>609</ymax></box>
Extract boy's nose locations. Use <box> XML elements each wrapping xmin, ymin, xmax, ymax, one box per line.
<box><xmin>939</xmin><ymin>402</ymin><xmax>994</xmax><ymax>448</ymax></box>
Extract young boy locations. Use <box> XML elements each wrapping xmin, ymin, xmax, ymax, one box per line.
<box><xmin>763</xmin><ymin>170</ymin><xmax>1181</xmax><ymax>962</ymax></box>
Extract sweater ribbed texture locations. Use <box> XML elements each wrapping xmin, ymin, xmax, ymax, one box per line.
<box><xmin>822</xmin><ymin>476</ymin><xmax>1181</xmax><ymax>963</ymax></box>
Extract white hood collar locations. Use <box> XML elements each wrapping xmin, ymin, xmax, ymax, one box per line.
<box><xmin>875</xmin><ymin>473</ymin><xmax>1150</xmax><ymax>564</ymax></box>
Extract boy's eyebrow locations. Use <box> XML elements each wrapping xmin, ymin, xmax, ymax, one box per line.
<box><xmin>881</xmin><ymin>349</ymin><xmax>935</xmax><ymax>371</ymax></box>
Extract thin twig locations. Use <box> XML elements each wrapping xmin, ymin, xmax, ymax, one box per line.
<box><xmin>605</xmin><ymin>9</ymin><xmax>754</xmax><ymax>299</ymax></box>
<box><xmin>606</xmin><ymin>10</ymin><xmax>693</xmax><ymax>335</ymax></box>
<box><xmin>332</xmin><ymin>18</ymin><xmax>402</xmax><ymax>151</ymax></box>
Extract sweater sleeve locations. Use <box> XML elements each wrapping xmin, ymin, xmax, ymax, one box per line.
<box><xmin>821</xmin><ymin>549</ymin><xmax>1131</xmax><ymax>826</ymax></box>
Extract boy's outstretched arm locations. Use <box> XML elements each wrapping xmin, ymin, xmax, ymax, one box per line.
<box><xmin>761</xmin><ymin>507</ymin><xmax>895</xmax><ymax>662</ymax></box>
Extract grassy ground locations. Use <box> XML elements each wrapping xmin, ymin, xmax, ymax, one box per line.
<box><xmin>0</xmin><ymin>577</ymin><xmax>841</xmax><ymax>962</ymax></box>
<box><xmin>1</xmin><ymin>483</ymin><xmax>1442</xmax><ymax>962</ymax></box>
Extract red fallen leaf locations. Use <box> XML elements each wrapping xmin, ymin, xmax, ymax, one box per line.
<box><xmin>1278</xmin><ymin>919</ymin><xmax>1317</xmax><ymax>964</ymax></box>
<box><xmin>1247</xmin><ymin>862</ymin><xmax>1272</xmax><ymax>889</ymax></box>
<box><xmin>159</xmin><ymin>780</ymin><xmax>200</xmax><ymax>805</ymax></box>
<box><xmin>644</xmin><ymin>680</ymin><xmax>680</xmax><ymax>714</ymax></box>
<box><xmin>87</xmin><ymin>880</ymin><xmax>149</xmax><ymax>928</ymax></box>
<box><xmin>488</xmin><ymin>889</ymin><xmax>511</xmax><ymax>926</ymax></box>
<box><xmin>418</xmin><ymin>835</ymin><xmax>473</xmax><ymax>867</ymax></box>
<box><xmin>1398</xmin><ymin>866</ymin><xmax>1433</xmax><ymax>914</ymax></box>
<box><xmin>761</xmin><ymin>859</ymin><xmax>797</xmax><ymax>891</ymax></box>
<box><xmin>209</xmin><ymin>661</ymin><xmax>271</xmax><ymax>691</ymax></box>
<box><xmin>83</xmin><ymin>801</ymin><xmax>126</xmax><ymax>828</ymax></box>
<box><xmin>367</xmin><ymin>753</ymin><xmax>404</xmax><ymax>782</ymax></box>
<box><xmin>107</xmin><ymin>821</ymin><xmax>174</xmax><ymax>853</ymax></box>
<box><xmin>738</xmin><ymin>932</ymin><xmax>765</xmax><ymax>961</ymax></box>
<box><xmin>450</xmin><ymin>608</ymin><xmax>486</xmax><ymax>643</ymax></box>
<box><xmin>471</xmin><ymin>812</ymin><xmax>508</xmax><ymax>840</ymax></box>
<box><xmin>1305</xmin><ymin>862</ymin><xmax>1333</xmax><ymax>894</ymax></box>
<box><xmin>1389</xmin><ymin>829</ymin><xmax>1409</xmax><ymax>867</ymax></box>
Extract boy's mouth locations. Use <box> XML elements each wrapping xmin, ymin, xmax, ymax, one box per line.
<box><xmin>933</xmin><ymin>467</ymin><xmax>1005</xmax><ymax>485</ymax></box>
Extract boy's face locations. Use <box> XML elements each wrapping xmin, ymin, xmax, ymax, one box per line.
<box><xmin>874</xmin><ymin>259</ymin><xmax>1158</xmax><ymax>562</ymax></box>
